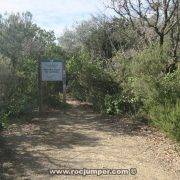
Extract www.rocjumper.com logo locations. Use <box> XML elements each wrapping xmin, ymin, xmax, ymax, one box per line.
<box><xmin>49</xmin><ymin>168</ymin><xmax>137</xmax><ymax>176</ymax></box>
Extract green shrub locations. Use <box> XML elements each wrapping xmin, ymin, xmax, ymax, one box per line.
<box><xmin>129</xmin><ymin>44</ymin><xmax>170</xmax><ymax>103</ymax></box>
<box><xmin>0</xmin><ymin>112</ymin><xmax>9</xmax><ymax>128</ymax></box>
<box><xmin>67</xmin><ymin>43</ymin><xmax>180</xmax><ymax>142</ymax></box>
<box><xmin>104</xmin><ymin>93</ymin><xmax>141</xmax><ymax>115</ymax></box>
<box><xmin>157</xmin><ymin>70</ymin><xmax>180</xmax><ymax>104</ymax></box>
<box><xmin>104</xmin><ymin>94</ymin><xmax>123</xmax><ymax>115</ymax></box>
<box><xmin>67</xmin><ymin>51</ymin><xmax>120</xmax><ymax>112</ymax></box>
<box><xmin>0</xmin><ymin>56</ymin><xmax>12</xmax><ymax>127</ymax></box>
<box><xmin>149</xmin><ymin>100</ymin><xmax>180</xmax><ymax>141</ymax></box>
<box><xmin>0</xmin><ymin>58</ymin><xmax>38</xmax><ymax>127</ymax></box>
<box><xmin>8</xmin><ymin>58</ymin><xmax>38</xmax><ymax>115</ymax></box>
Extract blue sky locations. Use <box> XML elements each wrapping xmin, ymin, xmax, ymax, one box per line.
<box><xmin>0</xmin><ymin>0</ymin><xmax>112</xmax><ymax>37</ymax></box>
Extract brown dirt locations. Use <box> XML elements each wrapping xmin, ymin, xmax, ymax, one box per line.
<box><xmin>0</xmin><ymin>99</ymin><xmax>180</xmax><ymax>180</ymax></box>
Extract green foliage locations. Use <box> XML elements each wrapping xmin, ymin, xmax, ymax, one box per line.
<box><xmin>67</xmin><ymin>52</ymin><xmax>90</xmax><ymax>101</ymax></box>
<box><xmin>127</xmin><ymin>44</ymin><xmax>172</xmax><ymax>107</ymax></box>
<box><xmin>60</xmin><ymin>12</ymin><xmax>180</xmax><ymax>141</ymax></box>
<box><xmin>0</xmin><ymin>12</ymin><xmax>56</xmax><ymax>68</ymax></box>
<box><xmin>157</xmin><ymin>70</ymin><xmax>180</xmax><ymax>104</ymax></box>
<box><xmin>0</xmin><ymin>112</ymin><xmax>9</xmax><ymax>128</ymax></box>
<box><xmin>104</xmin><ymin>94</ymin><xmax>140</xmax><ymax>115</ymax></box>
<box><xmin>66</xmin><ymin>42</ymin><xmax>180</xmax><ymax>141</ymax></box>
<box><xmin>0</xmin><ymin>12</ymin><xmax>65</xmax><ymax>128</ymax></box>
<box><xmin>0</xmin><ymin>10</ymin><xmax>179</xmax><ymax>143</ymax></box>
<box><xmin>67</xmin><ymin>51</ymin><xmax>120</xmax><ymax>112</ymax></box>
<box><xmin>0</xmin><ymin>58</ymin><xmax>38</xmax><ymax>125</ymax></box>
<box><xmin>104</xmin><ymin>94</ymin><xmax>124</xmax><ymax>115</ymax></box>
<box><xmin>149</xmin><ymin>100</ymin><xmax>180</xmax><ymax>141</ymax></box>
<box><xmin>59</xmin><ymin>16</ymin><xmax>140</xmax><ymax>61</ymax></box>
<box><xmin>131</xmin><ymin>44</ymin><xmax>169</xmax><ymax>76</ymax></box>
<box><xmin>125</xmin><ymin>44</ymin><xmax>180</xmax><ymax>141</ymax></box>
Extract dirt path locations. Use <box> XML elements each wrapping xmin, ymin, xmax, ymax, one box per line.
<box><xmin>1</xmin><ymin>100</ymin><xmax>180</xmax><ymax>180</ymax></box>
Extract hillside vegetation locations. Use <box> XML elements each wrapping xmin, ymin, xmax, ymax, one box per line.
<box><xmin>0</xmin><ymin>0</ymin><xmax>180</xmax><ymax>141</ymax></box>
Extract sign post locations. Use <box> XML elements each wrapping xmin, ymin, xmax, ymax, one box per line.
<box><xmin>62</xmin><ymin>63</ymin><xmax>66</xmax><ymax>103</ymax></box>
<box><xmin>38</xmin><ymin>58</ymin><xmax>43</xmax><ymax>115</ymax></box>
<box><xmin>39</xmin><ymin>59</ymin><xmax>66</xmax><ymax>113</ymax></box>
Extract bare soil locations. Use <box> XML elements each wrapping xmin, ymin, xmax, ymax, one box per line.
<box><xmin>0</xmin><ymin>99</ymin><xmax>180</xmax><ymax>180</ymax></box>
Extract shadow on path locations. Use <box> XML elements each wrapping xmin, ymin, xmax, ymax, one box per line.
<box><xmin>0</xmin><ymin>99</ymin><xmax>151</xmax><ymax>179</ymax></box>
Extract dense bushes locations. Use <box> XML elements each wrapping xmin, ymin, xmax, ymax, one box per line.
<box><xmin>66</xmin><ymin>43</ymin><xmax>180</xmax><ymax>141</ymax></box>
<box><xmin>129</xmin><ymin>44</ymin><xmax>173</xmax><ymax>105</ymax></box>
<box><xmin>149</xmin><ymin>100</ymin><xmax>180</xmax><ymax>141</ymax></box>
<box><xmin>131</xmin><ymin>46</ymin><xmax>179</xmax><ymax>141</ymax></box>
<box><xmin>67</xmin><ymin>51</ymin><xmax>120</xmax><ymax>112</ymax></box>
<box><xmin>0</xmin><ymin>57</ymin><xmax>12</xmax><ymax>128</ymax></box>
<box><xmin>0</xmin><ymin>11</ymin><xmax>179</xmax><ymax>142</ymax></box>
<box><xmin>0</xmin><ymin>12</ymin><xmax>63</xmax><ymax>128</ymax></box>
<box><xmin>104</xmin><ymin>93</ymin><xmax>142</xmax><ymax>115</ymax></box>
<box><xmin>9</xmin><ymin>58</ymin><xmax>38</xmax><ymax>114</ymax></box>
<box><xmin>61</xmin><ymin>16</ymin><xmax>179</xmax><ymax>141</ymax></box>
<box><xmin>0</xmin><ymin>57</ymin><xmax>38</xmax><ymax>127</ymax></box>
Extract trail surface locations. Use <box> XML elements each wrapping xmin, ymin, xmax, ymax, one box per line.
<box><xmin>1</xmin><ymin>99</ymin><xmax>180</xmax><ymax>180</ymax></box>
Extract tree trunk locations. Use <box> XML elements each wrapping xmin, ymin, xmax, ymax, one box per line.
<box><xmin>159</xmin><ymin>35</ymin><xmax>164</xmax><ymax>47</ymax></box>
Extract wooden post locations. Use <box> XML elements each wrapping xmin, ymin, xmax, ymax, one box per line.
<box><xmin>63</xmin><ymin>83</ymin><xmax>66</xmax><ymax>103</ymax></box>
<box><xmin>63</xmin><ymin>62</ymin><xmax>66</xmax><ymax>103</ymax></box>
<box><xmin>38</xmin><ymin>58</ymin><xmax>43</xmax><ymax>115</ymax></box>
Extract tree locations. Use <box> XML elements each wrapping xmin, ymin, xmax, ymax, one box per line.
<box><xmin>108</xmin><ymin>0</ymin><xmax>179</xmax><ymax>46</ymax></box>
<box><xmin>0</xmin><ymin>12</ymin><xmax>56</xmax><ymax>69</ymax></box>
<box><xmin>170</xmin><ymin>4</ymin><xmax>180</xmax><ymax>61</ymax></box>
<box><xmin>59</xmin><ymin>15</ymin><xmax>139</xmax><ymax>63</ymax></box>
